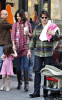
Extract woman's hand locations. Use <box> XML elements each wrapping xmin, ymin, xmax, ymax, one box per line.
<box><xmin>25</xmin><ymin>31</ymin><xmax>32</xmax><ymax>37</ymax></box>
<box><xmin>25</xmin><ymin>30</ymin><xmax>29</xmax><ymax>35</ymax></box>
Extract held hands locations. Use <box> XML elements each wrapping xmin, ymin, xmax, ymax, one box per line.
<box><xmin>27</xmin><ymin>49</ymin><xmax>31</xmax><ymax>59</ymax></box>
<box><xmin>1</xmin><ymin>55</ymin><xmax>6</xmax><ymax>61</ymax></box>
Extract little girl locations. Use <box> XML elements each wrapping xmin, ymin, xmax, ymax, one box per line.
<box><xmin>0</xmin><ymin>44</ymin><xmax>17</xmax><ymax>91</ymax></box>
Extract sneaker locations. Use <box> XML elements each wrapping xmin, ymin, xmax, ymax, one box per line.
<box><xmin>29</xmin><ymin>77</ymin><xmax>33</xmax><ymax>81</ymax></box>
<box><xmin>0</xmin><ymin>86</ymin><xmax>5</xmax><ymax>91</ymax></box>
<box><xmin>22</xmin><ymin>77</ymin><xmax>24</xmax><ymax>81</ymax></box>
<box><xmin>6</xmin><ymin>87</ymin><xmax>10</xmax><ymax>91</ymax></box>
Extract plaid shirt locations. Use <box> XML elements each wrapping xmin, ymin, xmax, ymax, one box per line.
<box><xmin>29</xmin><ymin>23</ymin><xmax>59</xmax><ymax>57</ymax></box>
<box><xmin>11</xmin><ymin>21</ymin><xmax>32</xmax><ymax>57</ymax></box>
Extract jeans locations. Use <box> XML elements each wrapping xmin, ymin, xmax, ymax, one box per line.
<box><xmin>0</xmin><ymin>46</ymin><xmax>3</xmax><ymax>72</ymax></box>
<box><xmin>34</xmin><ymin>55</ymin><xmax>52</xmax><ymax>93</ymax></box>
<box><xmin>21</xmin><ymin>50</ymin><xmax>34</xmax><ymax>78</ymax></box>
<box><xmin>15</xmin><ymin>55</ymin><xmax>29</xmax><ymax>71</ymax></box>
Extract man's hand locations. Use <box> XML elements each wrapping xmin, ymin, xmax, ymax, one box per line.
<box><xmin>48</xmin><ymin>30</ymin><xmax>55</xmax><ymax>36</ymax></box>
<box><xmin>27</xmin><ymin>49</ymin><xmax>31</xmax><ymax>59</ymax></box>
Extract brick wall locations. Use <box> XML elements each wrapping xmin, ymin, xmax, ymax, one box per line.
<box><xmin>6</xmin><ymin>0</ymin><xmax>19</xmax><ymax>16</ymax></box>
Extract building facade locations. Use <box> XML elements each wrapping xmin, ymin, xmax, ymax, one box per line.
<box><xmin>5</xmin><ymin>0</ymin><xmax>62</xmax><ymax>20</ymax></box>
<box><xmin>6</xmin><ymin>0</ymin><xmax>19</xmax><ymax>16</ymax></box>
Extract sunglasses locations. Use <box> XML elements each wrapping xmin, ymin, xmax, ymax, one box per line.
<box><xmin>41</xmin><ymin>17</ymin><xmax>48</xmax><ymax>19</ymax></box>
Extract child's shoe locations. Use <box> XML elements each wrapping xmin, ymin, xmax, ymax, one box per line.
<box><xmin>0</xmin><ymin>86</ymin><xmax>5</xmax><ymax>91</ymax></box>
<box><xmin>6</xmin><ymin>87</ymin><xmax>10</xmax><ymax>91</ymax></box>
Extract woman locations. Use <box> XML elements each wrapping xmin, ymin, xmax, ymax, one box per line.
<box><xmin>11</xmin><ymin>9</ymin><xmax>32</xmax><ymax>91</ymax></box>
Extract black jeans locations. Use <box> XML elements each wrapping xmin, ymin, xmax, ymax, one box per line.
<box><xmin>34</xmin><ymin>55</ymin><xmax>52</xmax><ymax>93</ymax></box>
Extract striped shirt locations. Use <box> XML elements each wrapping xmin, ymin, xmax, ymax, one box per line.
<box><xmin>29</xmin><ymin>23</ymin><xmax>59</xmax><ymax>57</ymax></box>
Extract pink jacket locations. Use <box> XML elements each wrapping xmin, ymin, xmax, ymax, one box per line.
<box><xmin>46</xmin><ymin>23</ymin><xmax>58</xmax><ymax>41</ymax></box>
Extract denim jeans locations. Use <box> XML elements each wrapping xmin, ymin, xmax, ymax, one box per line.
<box><xmin>0</xmin><ymin>46</ymin><xmax>3</xmax><ymax>72</ymax></box>
<box><xmin>34</xmin><ymin>55</ymin><xmax>52</xmax><ymax>93</ymax></box>
<box><xmin>21</xmin><ymin>50</ymin><xmax>34</xmax><ymax>78</ymax></box>
<box><xmin>15</xmin><ymin>55</ymin><xmax>29</xmax><ymax>71</ymax></box>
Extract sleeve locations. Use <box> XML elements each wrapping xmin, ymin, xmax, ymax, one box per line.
<box><xmin>52</xmin><ymin>30</ymin><xmax>60</xmax><ymax>41</ymax></box>
<box><xmin>1</xmin><ymin>20</ymin><xmax>12</xmax><ymax>29</ymax></box>
<box><xmin>29</xmin><ymin>28</ymin><xmax>36</xmax><ymax>50</ymax></box>
<box><xmin>28</xmin><ymin>22</ymin><xmax>32</xmax><ymax>35</ymax></box>
<box><xmin>11</xmin><ymin>23</ymin><xmax>16</xmax><ymax>41</ymax></box>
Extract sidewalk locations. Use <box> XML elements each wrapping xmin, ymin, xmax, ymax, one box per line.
<box><xmin>0</xmin><ymin>73</ymin><xmax>45</xmax><ymax>100</ymax></box>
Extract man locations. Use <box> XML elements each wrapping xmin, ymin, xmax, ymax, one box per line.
<box><xmin>0</xmin><ymin>10</ymin><xmax>12</xmax><ymax>78</ymax></box>
<box><xmin>27</xmin><ymin>10</ymin><xmax>60</xmax><ymax>98</ymax></box>
<box><xmin>25</xmin><ymin>11</ymin><xmax>37</xmax><ymax>81</ymax></box>
<box><xmin>21</xmin><ymin>11</ymin><xmax>37</xmax><ymax>81</ymax></box>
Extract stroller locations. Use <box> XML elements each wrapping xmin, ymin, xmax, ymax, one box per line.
<box><xmin>41</xmin><ymin>64</ymin><xmax>62</xmax><ymax>99</ymax></box>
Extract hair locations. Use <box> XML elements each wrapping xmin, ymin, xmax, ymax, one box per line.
<box><xmin>15</xmin><ymin>9</ymin><xmax>27</xmax><ymax>23</ymax></box>
<box><xmin>25</xmin><ymin>11</ymin><xmax>30</xmax><ymax>16</ymax></box>
<box><xmin>40</xmin><ymin>10</ymin><xmax>49</xmax><ymax>18</ymax></box>
<box><xmin>3</xmin><ymin>44</ymin><xmax>14</xmax><ymax>57</ymax></box>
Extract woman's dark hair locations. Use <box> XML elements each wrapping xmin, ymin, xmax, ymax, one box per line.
<box><xmin>40</xmin><ymin>10</ymin><xmax>49</xmax><ymax>18</ymax></box>
<box><xmin>3</xmin><ymin>44</ymin><xmax>14</xmax><ymax>57</ymax></box>
<box><xmin>15</xmin><ymin>9</ymin><xmax>27</xmax><ymax>23</ymax></box>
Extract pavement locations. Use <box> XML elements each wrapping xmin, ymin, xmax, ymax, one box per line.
<box><xmin>0</xmin><ymin>73</ymin><xmax>45</xmax><ymax>100</ymax></box>
<box><xmin>0</xmin><ymin>73</ymin><xmax>60</xmax><ymax>100</ymax></box>
<box><xmin>0</xmin><ymin>73</ymin><xmax>61</xmax><ymax>100</ymax></box>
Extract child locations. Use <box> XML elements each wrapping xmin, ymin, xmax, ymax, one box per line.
<box><xmin>0</xmin><ymin>44</ymin><xmax>17</xmax><ymax>91</ymax></box>
<box><xmin>39</xmin><ymin>20</ymin><xmax>60</xmax><ymax>42</ymax></box>
<box><xmin>39</xmin><ymin>20</ymin><xmax>60</xmax><ymax>49</ymax></box>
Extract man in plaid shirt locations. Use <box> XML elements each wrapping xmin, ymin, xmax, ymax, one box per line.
<box><xmin>27</xmin><ymin>10</ymin><xmax>60</xmax><ymax>98</ymax></box>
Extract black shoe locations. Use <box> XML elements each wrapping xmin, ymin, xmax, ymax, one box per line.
<box><xmin>17</xmin><ymin>82</ymin><xmax>22</xmax><ymax>90</ymax></box>
<box><xmin>29</xmin><ymin>92</ymin><xmax>40</xmax><ymax>98</ymax></box>
<box><xmin>0</xmin><ymin>75</ymin><xmax>2</xmax><ymax>79</ymax></box>
<box><xmin>24</xmin><ymin>84</ymin><xmax>28</xmax><ymax>92</ymax></box>
<box><xmin>43</xmin><ymin>94</ymin><xmax>48</xmax><ymax>98</ymax></box>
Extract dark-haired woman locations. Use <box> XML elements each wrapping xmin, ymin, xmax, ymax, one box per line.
<box><xmin>11</xmin><ymin>9</ymin><xmax>32</xmax><ymax>91</ymax></box>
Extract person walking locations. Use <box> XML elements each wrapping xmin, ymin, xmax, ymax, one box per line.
<box><xmin>0</xmin><ymin>44</ymin><xmax>17</xmax><ymax>91</ymax></box>
<box><xmin>25</xmin><ymin>11</ymin><xmax>37</xmax><ymax>81</ymax></box>
<box><xmin>0</xmin><ymin>10</ymin><xmax>12</xmax><ymax>79</ymax></box>
<box><xmin>27</xmin><ymin>10</ymin><xmax>60</xmax><ymax>98</ymax></box>
<box><xmin>11</xmin><ymin>9</ymin><xmax>32</xmax><ymax>91</ymax></box>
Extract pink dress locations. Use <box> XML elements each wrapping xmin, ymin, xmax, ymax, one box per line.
<box><xmin>1</xmin><ymin>54</ymin><xmax>14</xmax><ymax>75</ymax></box>
<box><xmin>46</xmin><ymin>23</ymin><xmax>58</xmax><ymax>42</ymax></box>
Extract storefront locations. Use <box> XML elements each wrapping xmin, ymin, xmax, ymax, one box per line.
<box><xmin>0</xmin><ymin>0</ymin><xmax>6</xmax><ymax>11</ymax></box>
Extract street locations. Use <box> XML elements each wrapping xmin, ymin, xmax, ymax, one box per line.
<box><xmin>0</xmin><ymin>73</ymin><xmax>45</xmax><ymax>100</ymax></box>
<box><xmin>0</xmin><ymin>73</ymin><xmax>61</xmax><ymax>100</ymax></box>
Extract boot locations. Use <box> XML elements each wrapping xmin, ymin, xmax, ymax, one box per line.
<box><xmin>24</xmin><ymin>70</ymin><xmax>29</xmax><ymax>92</ymax></box>
<box><xmin>17</xmin><ymin>71</ymin><xmax>22</xmax><ymax>90</ymax></box>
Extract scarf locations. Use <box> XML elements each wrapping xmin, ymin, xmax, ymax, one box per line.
<box><xmin>15</xmin><ymin>21</ymin><xmax>24</xmax><ymax>53</ymax></box>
